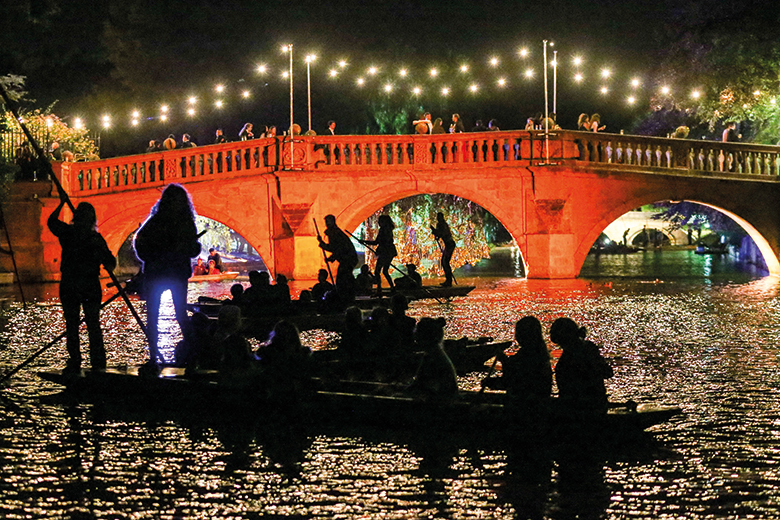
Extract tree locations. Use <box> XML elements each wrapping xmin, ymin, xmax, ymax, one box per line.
<box><xmin>651</xmin><ymin>0</ymin><xmax>780</xmax><ymax>143</ymax></box>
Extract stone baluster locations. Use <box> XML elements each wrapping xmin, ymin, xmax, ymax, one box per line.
<box><xmin>605</xmin><ymin>141</ymin><xmax>613</xmax><ymax>163</ymax></box>
<box><xmin>718</xmin><ymin>149</ymin><xmax>726</xmax><ymax>172</ymax></box>
<box><xmin>615</xmin><ymin>142</ymin><xmax>624</xmax><ymax>163</ymax></box>
<box><xmin>665</xmin><ymin>146</ymin><xmax>672</xmax><ymax>168</ymax></box>
<box><xmin>625</xmin><ymin>143</ymin><xmax>633</xmax><ymax>165</ymax></box>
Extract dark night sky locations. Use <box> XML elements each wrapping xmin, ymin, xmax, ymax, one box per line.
<box><xmin>0</xmin><ymin>0</ymin><xmax>767</xmax><ymax>155</ymax></box>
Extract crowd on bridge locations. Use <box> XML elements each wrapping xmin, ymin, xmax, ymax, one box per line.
<box><xmin>135</xmin><ymin>110</ymin><xmax>607</xmax><ymax>154</ymax></box>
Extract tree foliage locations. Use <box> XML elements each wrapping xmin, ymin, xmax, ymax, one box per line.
<box><xmin>651</xmin><ymin>202</ymin><xmax>742</xmax><ymax>234</ymax></box>
<box><xmin>652</xmin><ymin>0</ymin><xmax>780</xmax><ymax>143</ymax></box>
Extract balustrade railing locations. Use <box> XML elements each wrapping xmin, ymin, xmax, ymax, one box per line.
<box><xmin>59</xmin><ymin>137</ymin><xmax>279</xmax><ymax>195</ymax></box>
<box><xmin>53</xmin><ymin>131</ymin><xmax>780</xmax><ymax>196</ymax></box>
<box><xmin>572</xmin><ymin>131</ymin><xmax>780</xmax><ymax>176</ymax></box>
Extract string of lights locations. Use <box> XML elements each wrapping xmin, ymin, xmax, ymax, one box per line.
<box><xmin>44</xmin><ymin>43</ymin><xmax>741</xmax><ymax>131</ymax></box>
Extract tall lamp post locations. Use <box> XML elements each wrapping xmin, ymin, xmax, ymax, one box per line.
<box><xmin>305</xmin><ymin>54</ymin><xmax>317</xmax><ymax>133</ymax></box>
<box><xmin>553</xmin><ymin>49</ymin><xmax>558</xmax><ymax>117</ymax></box>
<box><xmin>282</xmin><ymin>44</ymin><xmax>294</xmax><ymax>168</ymax></box>
<box><xmin>542</xmin><ymin>40</ymin><xmax>550</xmax><ymax>163</ymax></box>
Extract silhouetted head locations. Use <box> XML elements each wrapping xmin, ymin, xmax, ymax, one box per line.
<box><xmin>515</xmin><ymin>316</ymin><xmax>547</xmax><ymax>353</ymax></box>
<box><xmin>268</xmin><ymin>320</ymin><xmax>302</xmax><ymax>352</ymax></box>
<box><xmin>72</xmin><ymin>202</ymin><xmax>97</xmax><ymax>231</ymax></box>
<box><xmin>299</xmin><ymin>289</ymin><xmax>312</xmax><ymax>303</ymax></box>
<box><xmin>436</xmin><ymin>212</ymin><xmax>445</xmax><ymax>223</ymax></box>
<box><xmin>318</xmin><ymin>268</ymin><xmax>328</xmax><ymax>282</ymax></box>
<box><xmin>153</xmin><ymin>183</ymin><xmax>195</xmax><ymax>220</ymax></box>
<box><xmin>258</xmin><ymin>271</ymin><xmax>271</xmax><ymax>286</ymax></box>
<box><xmin>391</xmin><ymin>293</ymin><xmax>408</xmax><ymax>313</ymax></box>
<box><xmin>344</xmin><ymin>306</ymin><xmax>362</xmax><ymax>327</ymax></box>
<box><xmin>415</xmin><ymin>317</ymin><xmax>446</xmax><ymax>349</ymax></box>
<box><xmin>190</xmin><ymin>311</ymin><xmax>211</xmax><ymax>333</ymax></box>
<box><xmin>276</xmin><ymin>273</ymin><xmax>288</xmax><ymax>285</ymax></box>
<box><xmin>406</xmin><ymin>263</ymin><xmax>417</xmax><ymax>272</ymax></box>
<box><xmin>248</xmin><ymin>270</ymin><xmax>261</xmax><ymax>285</ymax></box>
<box><xmin>324</xmin><ymin>214</ymin><xmax>337</xmax><ymax>229</ymax></box>
<box><xmin>360</xmin><ymin>264</ymin><xmax>370</xmax><ymax>274</ymax></box>
<box><xmin>230</xmin><ymin>283</ymin><xmax>244</xmax><ymax>298</ymax></box>
<box><xmin>378</xmin><ymin>214</ymin><xmax>395</xmax><ymax>230</ymax></box>
<box><xmin>549</xmin><ymin>317</ymin><xmax>586</xmax><ymax>348</ymax></box>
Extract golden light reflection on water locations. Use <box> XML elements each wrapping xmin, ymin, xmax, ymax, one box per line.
<box><xmin>2</xmin><ymin>262</ymin><xmax>780</xmax><ymax>517</ymax></box>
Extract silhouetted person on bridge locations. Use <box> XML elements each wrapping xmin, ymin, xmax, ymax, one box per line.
<box><xmin>450</xmin><ymin>114</ymin><xmax>465</xmax><ymax>133</ymax></box>
<box><xmin>318</xmin><ymin>214</ymin><xmax>358</xmax><ymax>301</ymax></box>
<box><xmin>723</xmin><ymin>122</ymin><xmax>739</xmax><ymax>143</ymax></box>
<box><xmin>431</xmin><ymin>212</ymin><xmax>456</xmax><ymax>287</ymax></box>
<box><xmin>134</xmin><ymin>184</ymin><xmax>201</xmax><ymax>370</ymax></box>
<box><xmin>239</xmin><ymin>123</ymin><xmax>254</xmax><ymax>140</ymax></box>
<box><xmin>48</xmin><ymin>195</ymin><xmax>116</xmax><ymax>372</ymax></box>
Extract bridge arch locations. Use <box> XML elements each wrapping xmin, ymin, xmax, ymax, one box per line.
<box><xmin>578</xmin><ymin>196</ymin><xmax>780</xmax><ymax>276</ymax></box>
<box><xmin>333</xmin><ymin>181</ymin><xmax>527</xmax><ymax>274</ymax></box>
<box><xmin>99</xmin><ymin>199</ymin><xmax>271</xmax><ymax>269</ymax></box>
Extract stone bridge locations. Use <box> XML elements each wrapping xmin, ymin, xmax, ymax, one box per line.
<box><xmin>6</xmin><ymin>130</ymin><xmax>780</xmax><ymax>281</ymax></box>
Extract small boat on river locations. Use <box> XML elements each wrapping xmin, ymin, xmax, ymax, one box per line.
<box><xmin>37</xmin><ymin>367</ymin><xmax>681</xmax><ymax>440</ymax></box>
<box><xmin>315</xmin><ymin>338</ymin><xmax>509</xmax><ymax>379</ymax></box>
<box><xmin>188</xmin><ymin>271</ymin><xmax>240</xmax><ymax>283</ymax></box>
<box><xmin>354</xmin><ymin>284</ymin><xmax>476</xmax><ymax>307</ymax></box>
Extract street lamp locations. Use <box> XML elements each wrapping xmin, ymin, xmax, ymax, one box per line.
<box><xmin>305</xmin><ymin>54</ymin><xmax>317</xmax><ymax>132</ymax></box>
<box><xmin>553</xmin><ymin>50</ymin><xmax>558</xmax><ymax>116</ymax></box>
<box><xmin>282</xmin><ymin>44</ymin><xmax>294</xmax><ymax>168</ymax></box>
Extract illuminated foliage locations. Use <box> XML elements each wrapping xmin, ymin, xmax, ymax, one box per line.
<box><xmin>1</xmin><ymin>108</ymin><xmax>99</xmax><ymax>160</ymax></box>
<box><xmin>653</xmin><ymin>1</ymin><xmax>780</xmax><ymax>143</ymax></box>
<box><xmin>358</xmin><ymin>194</ymin><xmax>494</xmax><ymax>276</ymax></box>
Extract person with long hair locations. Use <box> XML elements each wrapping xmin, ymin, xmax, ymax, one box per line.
<box><xmin>134</xmin><ymin>184</ymin><xmax>201</xmax><ymax>369</ymax></box>
<box><xmin>48</xmin><ymin>196</ymin><xmax>116</xmax><ymax>372</ymax></box>
<box><xmin>364</xmin><ymin>214</ymin><xmax>397</xmax><ymax>296</ymax></box>
<box><xmin>482</xmin><ymin>316</ymin><xmax>552</xmax><ymax>401</ymax></box>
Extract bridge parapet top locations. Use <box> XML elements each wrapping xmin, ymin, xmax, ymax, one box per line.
<box><xmin>56</xmin><ymin>130</ymin><xmax>780</xmax><ymax>197</ymax></box>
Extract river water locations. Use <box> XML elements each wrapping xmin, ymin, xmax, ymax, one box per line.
<box><xmin>2</xmin><ymin>249</ymin><xmax>780</xmax><ymax>519</ymax></box>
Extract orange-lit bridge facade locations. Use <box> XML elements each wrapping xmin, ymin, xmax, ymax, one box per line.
<box><xmin>16</xmin><ymin>130</ymin><xmax>780</xmax><ymax>281</ymax></box>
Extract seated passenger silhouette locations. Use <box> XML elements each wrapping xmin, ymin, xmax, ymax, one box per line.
<box><xmin>409</xmin><ymin>317</ymin><xmax>458</xmax><ymax>400</ymax></box>
<box><xmin>550</xmin><ymin>317</ymin><xmax>613</xmax><ymax>414</ymax></box>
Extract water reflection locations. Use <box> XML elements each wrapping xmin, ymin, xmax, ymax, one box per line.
<box><xmin>2</xmin><ymin>249</ymin><xmax>780</xmax><ymax>517</ymax></box>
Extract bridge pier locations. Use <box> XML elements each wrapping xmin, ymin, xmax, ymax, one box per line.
<box><xmin>524</xmin><ymin>234</ymin><xmax>578</xmax><ymax>279</ymax></box>
<box><xmin>273</xmin><ymin>235</ymin><xmax>325</xmax><ymax>281</ymax></box>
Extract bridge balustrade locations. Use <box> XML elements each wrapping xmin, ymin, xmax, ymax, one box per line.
<box><xmin>58</xmin><ymin>137</ymin><xmax>279</xmax><ymax>196</ymax></box>
<box><xmin>573</xmin><ymin>131</ymin><xmax>780</xmax><ymax>176</ymax></box>
<box><xmin>54</xmin><ymin>131</ymin><xmax>780</xmax><ymax>197</ymax></box>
